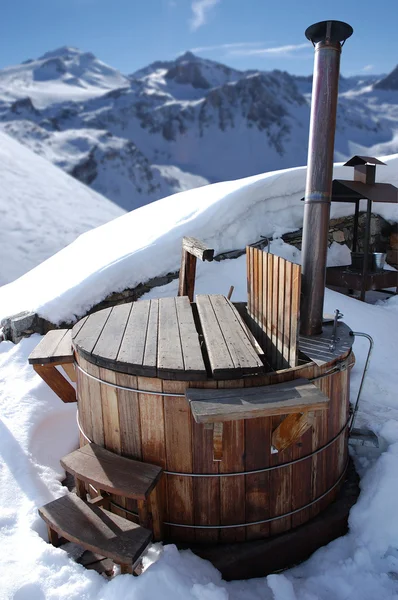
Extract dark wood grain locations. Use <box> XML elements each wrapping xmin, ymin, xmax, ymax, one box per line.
<box><xmin>39</xmin><ymin>493</ymin><xmax>152</xmax><ymax>566</ymax></box>
<box><xmin>61</xmin><ymin>443</ymin><xmax>162</xmax><ymax>500</ymax></box>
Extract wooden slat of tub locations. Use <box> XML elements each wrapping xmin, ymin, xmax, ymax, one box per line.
<box><xmin>116</xmin><ymin>371</ymin><xmax>142</xmax><ymax>523</ymax></box>
<box><xmin>276</xmin><ymin>257</ymin><xmax>285</xmax><ymax>370</ymax></box>
<box><xmin>211</xmin><ymin>295</ymin><xmax>263</xmax><ymax>375</ymax></box>
<box><xmin>138</xmin><ymin>377</ymin><xmax>167</xmax><ymax>537</ymax></box>
<box><xmin>218</xmin><ymin>380</ymin><xmax>246</xmax><ymax>543</ymax></box>
<box><xmin>284</xmin><ymin>261</ymin><xmax>293</xmax><ymax>367</ymax></box>
<box><xmin>157</xmin><ymin>298</ymin><xmax>184</xmax><ymax>379</ymax></box>
<box><xmin>269</xmin><ymin>412</ymin><xmax>292</xmax><ymax>535</ymax></box>
<box><xmin>163</xmin><ymin>380</ymin><xmax>194</xmax><ymax>541</ymax></box>
<box><xmin>289</xmin><ymin>264</ymin><xmax>301</xmax><ymax>367</ymax></box>
<box><xmin>116</xmin><ymin>372</ymin><xmax>142</xmax><ymax>460</ymax></box>
<box><xmin>266</xmin><ymin>253</ymin><xmax>273</xmax><ymax>358</ymax></box>
<box><xmin>77</xmin><ymin>357</ymin><xmax>104</xmax><ymax>447</ymax></box>
<box><xmin>175</xmin><ymin>297</ymin><xmax>207</xmax><ymax>380</ymax></box>
<box><xmin>72</xmin><ymin>308</ymin><xmax>112</xmax><ymax>359</ymax></box>
<box><xmin>99</xmin><ymin>368</ymin><xmax>125</xmax><ymax>518</ymax></box>
<box><xmin>291</xmin><ymin>416</ymin><xmax>313</xmax><ymax>528</ymax></box>
<box><xmin>191</xmin><ymin>381</ymin><xmax>220</xmax><ymax>544</ymax></box>
<box><xmin>245</xmin><ymin>414</ymin><xmax>271</xmax><ymax>540</ymax></box>
<box><xmin>310</xmin><ymin>377</ymin><xmax>329</xmax><ymax>520</ymax></box>
<box><xmin>271</xmin><ymin>256</ymin><xmax>279</xmax><ymax>368</ymax></box>
<box><xmin>196</xmin><ymin>295</ymin><xmax>263</xmax><ymax>379</ymax></box>
<box><xmin>93</xmin><ymin>304</ymin><xmax>131</xmax><ymax>364</ymax></box>
<box><xmin>196</xmin><ymin>295</ymin><xmax>234</xmax><ymax>377</ymax></box>
<box><xmin>117</xmin><ymin>300</ymin><xmax>154</xmax><ymax>376</ymax></box>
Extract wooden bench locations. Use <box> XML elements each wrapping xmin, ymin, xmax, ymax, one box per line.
<box><xmin>186</xmin><ymin>379</ymin><xmax>329</xmax><ymax>459</ymax></box>
<box><xmin>60</xmin><ymin>443</ymin><xmax>163</xmax><ymax>540</ymax></box>
<box><xmin>39</xmin><ymin>493</ymin><xmax>152</xmax><ymax>574</ymax></box>
<box><xmin>28</xmin><ymin>329</ymin><xmax>76</xmax><ymax>403</ymax></box>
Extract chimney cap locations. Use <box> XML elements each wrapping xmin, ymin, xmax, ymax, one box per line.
<box><xmin>343</xmin><ymin>155</ymin><xmax>386</xmax><ymax>167</ymax></box>
<box><xmin>305</xmin><ymin>20</ymin><xmax>353</xmax><ymax>45</ymax></box>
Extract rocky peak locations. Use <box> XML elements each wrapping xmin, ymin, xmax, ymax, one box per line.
<box><xmin>374</xmin><ymin>65</ymin><xmax>398</xmax><ymax>90</ymax></box>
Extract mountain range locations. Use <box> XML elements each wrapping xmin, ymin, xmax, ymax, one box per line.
<box><xmin>1</xmin><ymin>46</ymin><xmax>398</xmax><ymax>211</ymax></box>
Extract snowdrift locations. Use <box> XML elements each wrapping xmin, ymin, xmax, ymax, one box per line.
<box><xmin>0</xmin><ymin>154</ymin><xmax>397</xmax><ymax>324</ymax></box>
<box><xmin>0</xmin><ymin>131</ymin><xmax>124</xmax><ymax>286</ymax></box>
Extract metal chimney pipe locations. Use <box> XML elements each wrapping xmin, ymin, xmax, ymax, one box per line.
<box><xmin>300</xmin><ymin>21</ymin><xmax>353</xmax><ymax>336</ymax></box>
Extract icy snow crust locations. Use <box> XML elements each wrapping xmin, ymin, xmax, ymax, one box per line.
<box><xmin>0</xmin><ymin>154</ymin><xmax>397</xmax><ymax>324</ymax></box>
<box><xmin>0</xmin><ymin>130</ymin><xmax>124</xmax><ymax>285</ymax></box>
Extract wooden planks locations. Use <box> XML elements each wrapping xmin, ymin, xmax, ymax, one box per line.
<box><xmin>39</xmin><ymin>494</ymin><xmax>152</xmax><ymax>566</ymax></box>
<box><xmin>33</xmin><ymin>364</ymin><xmax>76</xmax><ymax>404</ymax></box>
<box><xmin>246</xmin><ymin>248</ymin><xmax>301</xmax><ymax>370</ymax></box>
<box><xmin>72</xmin><ymin>299</ymin><xmax>206</xmax><ymax>380</ymax></box>
<box><xmin>29</xmin><ymin>329</ymin><xmax>73</xmax><ymax>365</ymax></box>
<box><xmin>186</xmin><ymin>378</ymin><xmax>329</xmax><ymax>424</ymax></box>
<box><xmin>196</xmin><ymin>294</ymin><xmax>264</xmax><ymax>379</ymax></box>
<box><xmin>61</xmin><ymin>443</ymin><xmax>163</xmax><ymax>500</ymax></box>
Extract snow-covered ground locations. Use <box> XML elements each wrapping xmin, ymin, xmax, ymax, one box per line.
<box><xmin>1</xmin><ymin>158</ymin><xmax>398</xmax><ymax>599</ymax></box>
<box><xmin>0</xmin><ymin>131</ymin><xmax>124</xmax><ymax>285</ymax></box>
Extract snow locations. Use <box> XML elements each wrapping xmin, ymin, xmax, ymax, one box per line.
<box><xmin>0</xmin><ymin>155</ymin><xmax>396</xmax><ymax>324</ymax></box>
<box><xmin>0</xmin><ymin>47</ymin><xmax>129</xmax><ymax>109</ymax></box>
<box><xmin>1</xmin><ymin>282</ymin><xmax>398</xmax><ymax>599</ymax></box>
<box><xmin>0</xmin><ymin>130</ymin><xmax>124</xmax><ymax>285</ymax></box>
<box><xmin>1</xmin><ymin>150</ymin><xmax>398</xmax><ymax>598</ymax></box>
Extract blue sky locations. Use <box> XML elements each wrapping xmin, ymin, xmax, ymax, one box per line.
<box><xmin>1</xmin><ymin>0</ymin><xmax>397</xmax><ymax>76</ymax></box>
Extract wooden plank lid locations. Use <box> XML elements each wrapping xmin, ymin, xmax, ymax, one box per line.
<box><xmin>72</xmin><ymin>298</ymin><xmax>207</xmax><ymax>380</ymax></box>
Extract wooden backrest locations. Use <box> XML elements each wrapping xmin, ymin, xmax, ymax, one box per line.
<box><xmin>246</xmin><ymin>247</ymin><xmax>301</xmax><ymax>369</ymax></box>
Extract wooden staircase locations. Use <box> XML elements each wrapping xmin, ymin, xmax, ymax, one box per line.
<box><xmin>39</xmin><ymin>443</ymin><xmax>163</xmax><ymax>575</ymax></box>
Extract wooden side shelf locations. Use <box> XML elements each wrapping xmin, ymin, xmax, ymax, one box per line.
<box><xmin>186</xmin><ymin>378</ymin><xmax>329</xmax><ymax>424</ymax></box>
<box><xmin>29</xmin><ymin>329</ymin><xmax>76</xmax><ymax>403</ymax></box>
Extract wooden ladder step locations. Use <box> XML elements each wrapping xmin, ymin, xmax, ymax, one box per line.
<box><xmin>28</xmin><ymin>329</ymin><xmax>73</xmax><ymax>365</ymax></box>
<box><xmin>39</xmin><ymin>493</ymin><xmax>152</xmax><ymax>570</ymax></box>
<box><xmin>186</xmin><ymin>378</ymin><xmax>330</xmax><ymax>423</ymax></box>
<box><xmin>61</xmin><ymin>443</ymin><xmax>163</xmax><ymax>500</ymax></box>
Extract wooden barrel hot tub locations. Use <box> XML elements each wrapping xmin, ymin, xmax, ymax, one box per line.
<box><xmin>71</xmin><ymin>289</ymin><xmax>354</xmax><ymax>546</ymax></box>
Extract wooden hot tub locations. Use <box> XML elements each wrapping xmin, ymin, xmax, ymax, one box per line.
<box><xmin>71</xmin><ymin>290</ymin><xmax>354</xmax><ymax>545</ymax></box>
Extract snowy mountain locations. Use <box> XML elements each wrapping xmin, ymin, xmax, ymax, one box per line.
<box><xmin>1</xmin><ymin>48</ymin><xmax>398</xmax><ymax>211</ymax></box>
<box><xmin>0</xmin><ymin>46</ymin><xmax>129</xmax><ymax>108</ymax></box>
<box><xmin>0</xmin><ymin>130</ymin><xmax>124</xmax><ymax>285</ymax></box>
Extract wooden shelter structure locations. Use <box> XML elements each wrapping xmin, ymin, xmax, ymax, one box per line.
<box><xmin>326</xmin><ymin>156</ymin><xmax>398</xmax><ymax>301</ymax></box>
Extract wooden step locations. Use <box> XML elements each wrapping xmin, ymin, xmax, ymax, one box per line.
<box><xmin>39</xmin><ymin>493</ymin><xmax>152</xmax><ymax>569</ymax></box>
<box><xmin>186</xmin><ymin>378</ymin><xmax>329</xmax><ymax>424</ymax></box>
<box><xmin>61</xmin><ymin>443</ymin><xmax>163</xmax><ymax>500</ymax></box>
<box><xmin>28</xmin><ymin>329</ymin><xmax>73</xmax><ymax>365</ymax></box>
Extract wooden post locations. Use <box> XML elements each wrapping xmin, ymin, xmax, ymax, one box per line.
<box><xmin>178</xmin><ymin>237</ymin><xmax>214</xmax><ymax>302</ymax></box>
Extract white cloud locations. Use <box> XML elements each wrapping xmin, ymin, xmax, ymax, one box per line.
<box><xmin>190</xmin><ymin>0</ymin><xmax>220</xmax><ymax>31</ymax></box>
<box><xmin>229</xmin><ymin>43</ymin><xmax>309</xmax><ymax>57</ymax></box>
<box><xmin>190</xmin><ymin>41</ymin><xmax>266</xmax><ymax>53</ymax></box>
<box><xmin>362</xmin><ymin>64</ymin><xmax>374</xmax><ymax>72</ymax></box>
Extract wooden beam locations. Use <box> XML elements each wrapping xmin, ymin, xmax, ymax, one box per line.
<box><xmin>182</xmin><ymin>237</ymin><xmax>214</xmax><ymax>262</ymax></box>
<box><xmin>178</xmin><ymin>250</ymin><xmax>197</xmax><ymax>302</ymax></box>
<box><xmin>33</xmin><ymin>364</ymin><xmax>76</xmax><ymax>404</ymax></box>
<box><xmin>271</xmin><ymin>412</ymin><xmax>315</xmax><ymax>453</ymax></box>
